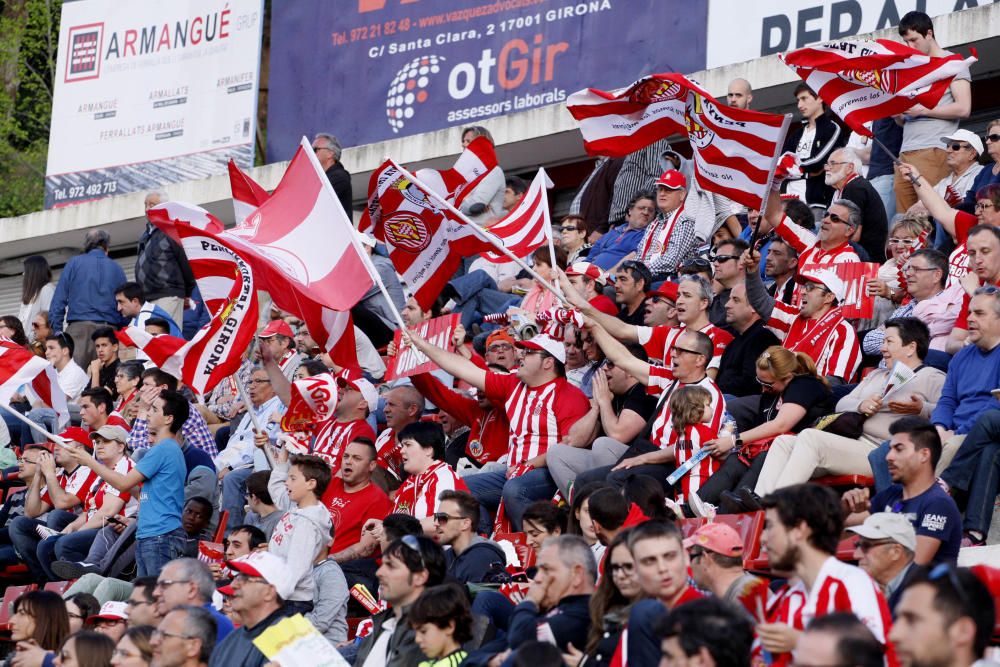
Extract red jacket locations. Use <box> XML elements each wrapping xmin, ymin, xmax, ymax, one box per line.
<box><xmin>410</xmin><ymin>373</ymin><xmax>510</xmax><ymax>465</ymax></box>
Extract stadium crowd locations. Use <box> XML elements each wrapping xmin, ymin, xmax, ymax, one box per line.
<box><xmin>0</xmin><ymin>10</ymin><xmax>997</xmax><ymax>667</ymax></box>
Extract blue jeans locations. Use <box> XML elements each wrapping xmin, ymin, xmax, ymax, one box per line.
<box><xmin>868</xmin><ymin>441</ymin><xmax>892</xmax><ymax>494</ymax></box>
<box><xmin>447</xmin><ymin>270</ymin><xmax>521</xmax><ymax>331</ymax></box>
<box><xmin>38</xmin><ymin>528</ymin><xmax>101</xmax><ymax>580</ymax></box>
<box><xmin>221</xmin><ymin>466</ymin><xmax>254</xmax><ymax>529</ymax></box>
<box><xmin>940</xmin><ymin>409</ymin><xmax>1000</xmax><ymax>535</ymax></box>
<box><xmin>463</xmin><ymin>467</ymin><xmax>557</xmax><ymax>532</ymax></box>
<box><xmin>135</xmin><ymin>527</ymin><xmax>187</xmax><ymax>578</ymax></box>
<box><xmin>8</xmin><ymin>511</ymin><xmax>78</xmax><ymax>579</ymax></box>
<box><xmin>870</xmin><ymin>174</ymin><xmax>896</xmax><ymax>222</ymax></box>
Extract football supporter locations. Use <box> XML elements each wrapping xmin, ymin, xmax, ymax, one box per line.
<box><xmin>655</xmin><ymin>597</ymin><xmax>755</xmax><ymax>667</ymax></box>
<box><xmin>375</xmin><ymin>385</ymin><xmax>423</xmax><ymax>485</ymax></box>
<box><xmin>390</xmin><ymin>422</ymin><xmax>468</xmax><ymax>534</ymax></box>
<box><xmin>847</xmin><ymin>512</ymin><xmax>918</xmax><ymax>612</ymax></box>
<box><xmin>643</xmin><ymin>281</ymin><xmax>680</xmax><ymax>328</ymax></box>
<box><xmin>563</xmin><ymin>271</ymin><xmax>732</xmax><ymax>373</ymax></box>
<box><xmin>795</xmin><ymin>613</ymin><xmax>886</xmax><ymax>667</ymax></box>
<box><xmin>406</xmin><ymin>330</ymin><xmax>589</xmax><ymax>531</ymax></box>
<box><xmin>612</xmin><ymin>260</ymin><xmax>653</xmax><ymax>326</ymax></box>
<box><xmin>684</xmin><ymin>523</ymin><xmax>767</xmax><ymax>620</ymax></box>
<box><xmin>638</xmin><ymin>170</ymin><xmax>699</xmax><ymax>279</ymax></box>
<box><xmin>435</xmin><ymin>490</ymin><xmax>505</xmax><ymax>584</ymax></box>
<box><xmin>758</xmin><ymin>484</ymin><xmax>894</xmax><ymax>665</ymax></box>
<box><xmin>565</xmin><ymin>261</ymin><xmax>616</xmax><ymax>316</ymax></box>
<box><xmin>325</xmin><ymin>438</ymin><xmax>393</xmax><ymax>561</ymax></box>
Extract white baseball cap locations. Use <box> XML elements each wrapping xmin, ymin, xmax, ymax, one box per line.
<box><xmin>796</xmin><ymin>267</ymin><xmax>847</xmax><ymax>303</ymax></box>
<box><xmin>336</xmin><ymin>369</ymin><xmax>379</xmax><ymax>414</ymax></box>
<box><xmin>847</xmin><ymin>512</ymin><xmax>916</xmax><ymax>552</ymax></box>
<box><xmin>515</xmin><ymin>333</ymin><xmax>566</xmax><ymax>364</ymax></box>
<box><xmin>88</xmin><ymin>601</ymin><xmax>128</xmax><ymax>623</ymax></box>
<box><xmin>941</xmin><ymin>129</ymin><xmax>984</xmax><ymax>156</ymax></box>
<box><xmin>226</xmin><ymin>551</ymin><xmax>296</xmax><ymax>600</ymax></box>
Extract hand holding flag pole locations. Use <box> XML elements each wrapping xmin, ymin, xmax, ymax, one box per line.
<box><xmin>234</xmin><ymin>374</ymin><xmax>276</xmax><ymax>469</ymax></box>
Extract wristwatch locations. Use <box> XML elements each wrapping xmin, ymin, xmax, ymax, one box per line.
<box><xmin>733</xmin><ymin>436</ymin><xmax>743</xmax><ymax>449</ymax></box>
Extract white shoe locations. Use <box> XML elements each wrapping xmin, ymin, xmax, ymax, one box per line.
<box><xmin>688</xmin><ymin>493</ymin><xmax>717</xmax><ymax>521</ymax></box>
<box><xmin>35</xmin><ymin>525</ymin><xmax>60</xmax><ymax>540</ymax></box>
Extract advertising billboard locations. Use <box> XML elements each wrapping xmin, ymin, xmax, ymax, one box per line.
<box><xmin>45</xmin><ymin>0</ymin><xmax>265</xmax><ymax>208</ymax></box>
<box><xmin>267</xmin><ymin>0</ymin><xmax>707</xmax><ymax>161</ymax></box>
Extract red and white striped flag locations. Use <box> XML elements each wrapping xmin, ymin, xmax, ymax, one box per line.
<box><xmin>479</xmin><ymin>169</ymin><xmax>553</xmax><ymax>264</ymax></box>
<box><xmin>781</xmin><ymin>39</ymin><xmax>977</xmax><ymax>136</ymax></box>
<box><xmin>0</xmin><ymin>340</ymin><xmax>69</xmax><ymax>428</ymax></box>
<box><xmin>121</xmin><ymin>209</ymin><xmax>259</xmax><ymax>395</ymax></box>
<box><xmin>567</xmin><ymin>73</ymin><xmax>790</xmax><ymax>210</ymax></box>
<box><xmin>360</xmin><ymin>160</ymin><xmax>490</xmax><ymax>309</ymax></box>
<box><xmin>228</xmin><ymin>160</ymin><xmax>270</xmax><ymax>224</ymax></box>
<box><xmin>414</xmin><ymin>136</ymin><xmax>498</xmax><ymax>208</ymax></box>
<box><xmin>219</xmin><ymin>141</ymin><xmax>370</xmax><ymax>368</ymax></box>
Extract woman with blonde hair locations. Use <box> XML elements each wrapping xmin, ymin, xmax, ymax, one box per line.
<box><xmin>863</xmin><ymin>212</ymin><xmax>933</xmax><ymax>329</ymax></box>
<box><xmin>690</xmin><ymin>346</ymin><xmax>833</xmax><ymax>516</ymax></box>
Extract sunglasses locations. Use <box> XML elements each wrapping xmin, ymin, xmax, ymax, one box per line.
<box><xmin>712</xmin><ymin>254</ymin><xmax>741</xmax><ymax>264</ymax></box>
<box><xmin>672</xmin><ymin>346</ymin><xmax>703</xmax><ymax>357</ymax></box>
<box><xmin>801</xmin><ymin>283</ymin><xmax>830</xmax><ymax>294</ymax></box>
<box><xmin>561</xmin><ymin>226</ymin><xmax>579</xmax><ymax>233</ymax></box>
<box><xmin>887</xmin><ymin>237</ymin><xmax>918</xmax><ymax>246</ymax></box>
<box><xmin>929</xmin><ymin>562</ymin><xmax>971</xmax><ymax>610</ymax></box>
<box><xmin>948</xmin><ymin>142</ymin><xmax>972</xmax><ymax>151</ymax></box>
<box><xmin>400</xmin><ymin>534</ymin><xmax>426</xmax><ymax>570</ymax></box>
<box><xmin>756</xmin><ymin>376</ymin><xmax>775</xmax><ymax>388</ymax></box>
<box><xmin>986</xmin><ymin>133</ymin><xmax>1000</xmax><ymax>143</ymax></box>
<box><xmin>681</xmin><ymin>258</ymin><xmax>711</xmax><ymax>270</ymax></box>
<box><xmin>432</xmin><ymin>512</ymin><xmax>463</xmax><ymax>523</ymax></box>
<box><xmin>855</xmin><ymin>538</ymin><xmax>896</xmax><ymax>553</ymax></box>
<box><xmin>822</xmin><ymin>211</ymin><xmax>851</xmax><ymax>225</ymax></box>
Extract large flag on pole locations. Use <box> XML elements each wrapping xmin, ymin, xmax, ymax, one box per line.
<box><xmin>0</xmin><ymin>340</ymin><xmax>70</xmax><ymax>427</ymax></box>
<box><xmin>129</xmin><ymin>205</ymin><xmax>259</xmax><ymax>395</ymax></box>
<box><xmin>781</xmin><ymin>39</ymin><xmax>976</xmax><ymax>136</ymax></box>
<box><xmin>218</xmin><ymin>142</ymin><xmax>372</xmax><ymax>368</ymax></box>
<box><xmin>567</xmin><ymin>73</ymin><xmax>790</xmax><ymax>210</ymax></box>
<box><xmin>360</xmin><ymin>160</ymin><xmax>489</xmax><ymax>309</ymax></box>
<box><xmin>479</xmin><ymin>169</ymin><xmax>553</xmax><ymax>264</ymax></box>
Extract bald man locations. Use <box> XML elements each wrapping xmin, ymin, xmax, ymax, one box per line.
<box><xmin>727</xmin><ymin>78</ymin><xmax>753</xmax><ymax>110</ymax></box>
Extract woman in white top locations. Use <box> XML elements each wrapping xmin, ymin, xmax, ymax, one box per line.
<box><xmin>18</xmin><ymin>256</ymin><xmax>55</xmax><ymax>341</ymax></box>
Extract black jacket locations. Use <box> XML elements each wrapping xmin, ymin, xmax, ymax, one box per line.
<box><xmin>840</xmin><ymin>176</ymin><xmax>889</xmax><ymax>263</ymax></box>
<box><xmin>354</xmin><ymin>606</ymin><xmax>426</xmax><ymax>667</ymax></box>
<box><xmin>782</xmin><ymin>114</ymin><xmax>846</xmax><ymax>208</ymax></box>
<box><xmin>445</xmin><ymin>536</ymin><xmax>506</xmax><ymax>584</ymax></box>
<box><xmin>208</xmin><ymin>606</ymin><xmax>296</xmax><ymax>667</ymax></box>
<box><xmin>326</xmin><ymin>161</ymin><xmax>353</xmax><ymax>216</ymax></box>
<box><xmin>717</xmin><ymin>319</ymin><xmax>781</xmax><ymax>397</ymax></box>
<box><xmin>508</xmin><ymin>594</ymin><xmax>591</xmax><ymax>652</ymax></box>
<box><xmin>135</xmin><ymin>224</ymin><xmax>196</xmax><ymax>301</ymax></box>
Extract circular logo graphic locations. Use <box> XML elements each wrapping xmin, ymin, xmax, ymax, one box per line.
<box><xmin>382</xmin><ymin>212</ymin><xmax>431</xmax><ymax>253</ymax></box>
<box><xmin>632</xmin><ymin>79</ymin><xmax>683</xmax><ymax>105</ymax></box>
<box><xmin>386</xmin><ymin>55</ymin><xmax>445</xmax><ymax>134</ymax></box>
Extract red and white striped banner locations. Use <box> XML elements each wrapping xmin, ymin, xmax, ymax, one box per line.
<box><xmin>0</xmin><ymin>340</ymin><xmax>69</xmax><ymax>428</ymax></box>
<box><xmin>567</xmin><ymin>73</ymin><xmax>790</xmax><ymax>210</ymax></box>
<box><xmin>479</xmin><ymin>168</ymin><xmax>553</xmax><ymax>264</ymax></box>
<box><xmin>360</xmin><ymin>160</ymin><xmax>489</xmax><ymax>310</ymax></box>
<box><xmin>228</xmin><ymin>160</ymin><xmax>270</xmax><ymax>224</ymax></box>
<box><xmin>781</xmin><ymin>39</ymin><xmax>977</xmax><ymax>137</ymax></box>
<box><xmin>117</xmin><ymin>214</ymin><xmax>259</xmax><ymax>395</ymax></box>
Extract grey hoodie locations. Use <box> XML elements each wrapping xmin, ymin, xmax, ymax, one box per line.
<box><xmin>267</xmin><ymin>462</ymin><xmax>334</xmax><ymax>602</ymax></box>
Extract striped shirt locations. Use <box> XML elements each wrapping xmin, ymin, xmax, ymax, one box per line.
<box><xmin>768</xmin><ymin>307</ymin><xmax>861</xmax><ymax>382</ymax></box>
<box><xmin>83</xmin><ymin>457</ymin><xmax>136</xmax><ymax>519</ymax></box>
<box><xmin>672</xmin><ymin>423</ymin><xmax>720</xmax><ymax>504</ymax></box>
<box><xmin>391</xmin><ymin>460</ymin><xmax>469</xmax><ymax>520</ymax></box>
<box><xmin>483</xmin><ymin>372</ymin><xmax>590</xmax><ymax>465</ymax></box>
<box><xmin>636</xmin><ymin>322</ymin><xmax>733</xmax><ymax>368</ymax></box>
<box><xmin>645</xmin><ymin>371</ymin><xmax>725</xmax><ymax>448</ymax></box>
<box><xmin>804</xmin><ymin>557</ymin><xmax>895</xmax><ymax>650</ymax></box>
<box><xmin>775</xmin><ymin>214</ymin><xmax>859</xmax><ymax>272</ymax></box>
<box><xmin>313</xmin><ymin>419</ymin><xmax>376</xmax><ymax>473</ymax></box>
<box><xmin>375</xmin><ymin>428</ymin><xmax>403</xmax><ymax>481</ymax></box>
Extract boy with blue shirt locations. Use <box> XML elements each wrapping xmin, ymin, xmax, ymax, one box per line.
<box><xmin>71</xmin><ymin>389</ymin><xmax>189</xmax><ymax>576</ymax></box>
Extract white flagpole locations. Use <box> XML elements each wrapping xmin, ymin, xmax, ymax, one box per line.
<box><xmin>234</xmin><ymin>377</ymin><xmax>277</xmax><ymax>469</ymax></box>
<box><xmin>538</xmin><ymin>168</ymin><xmax>563</xmax><ymax>299</ymax></box>
<box><xmin>298</xmin><ymin>137</ymin><xmax>411</xmax><ymax>335</ymax></box>
<box><xmin>0</xmin><ymin>403</ymin><xmax>69</xmax><ymax>448</ymax></box>
<box><xmin>391</xmin><ymin>161</ymin><xmax>571</xmax><ymax>307</ymax></box>
<box><xmin>750</xmin><ymin>113</ymin><xmax>793</xmax><ymax>251</ymax></box>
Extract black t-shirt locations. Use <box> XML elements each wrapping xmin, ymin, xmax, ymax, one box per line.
<box><xmin>617</xmin><ymin>304</ymin><xmax>645</xmax><ymax>326</ymax></box>
<box><xmin>756</xmin><ymin>375</ymin><xmax>832</xmax><ymax>432</ymax></box>
<box><xmin>612</xmin><ymin>382</ymin><xmax>657</xmax><ymax>423</ymax></box>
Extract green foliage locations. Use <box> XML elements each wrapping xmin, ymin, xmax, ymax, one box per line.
<box><xmin>0</xmin><ymin>0</ymin><xmax>61</xmax><ymax>217</ymax></box>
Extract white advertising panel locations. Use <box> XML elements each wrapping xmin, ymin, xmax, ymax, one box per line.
<box><xmin>706</xmin><ymin>0</ymin><xmax>976</xmax><ymax>69</ymax></box>
<box><xmin>45</xmin><ymin>0</ymin><xmax>264</xmax><ymax>208</ymax></box>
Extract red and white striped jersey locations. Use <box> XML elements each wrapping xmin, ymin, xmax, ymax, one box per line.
<box><xmin>83</xmin><ymin>457</ymin><xmax>135</xmax><ymax>519</ymax></box>
<box><xmin>948</xmin><ymin>210</ymin><xmax>978</xmax><ymax>286</ymax></box>
<box><xmin>804</xmin><ymin>557</ymin><xmax>894</xmax><ymax>644</ymax></box>
<box><xmin>645</xmin><ymin>371</ymin><xmax>725</xmax><ymax>448</ymax></box>
<box><xmin>41</xmin><ymin>466</ymin><xmax>99</xmax><ymax>508</ymax></box>
<box><xmin>769</xmin><ymin>306</ymin><xmax>861</xmax><ymax>382</ymax></box>
<box><xmin>375</xmin><ymin>428</ymin><xmax>404</xmax><ymax>481</ymax></box>
<box><xmin>391</xmin><ymin>461</ymin><xmax>469</xmax><ymax>520</ymax></box>
<box><xmin>670</xmin><ymin>423</ymin><xmax>721</xmax><ymax>504</ymax></box>
<box><xmin>752</xmin><ymin>579</ymin><xmax>808</xmax><ymax>667</ymax></box>
<box><xmin>484</xmin><ymin>372</ymin><xmax>591</xmax><ymax>466</ymax></box>
<box><xmin>636</xmin><ymin>323</ymin><xmax>733</xmax><ymax>369</ymax></box>
<box><xmin>775</xmin><ymin>215</ymin><xmax>860</xmax><ymax>267</ymax></box>
<box><xmin>313</xmin><ymin>418</ymin><xmax>376</xmax><ymax>473</ymax></box>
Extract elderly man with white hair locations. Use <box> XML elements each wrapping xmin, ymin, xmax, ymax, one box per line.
<box><xmin>823</xmin><ymin>147</ymin><xmax>889</xmax><ymax>261</ymax></box>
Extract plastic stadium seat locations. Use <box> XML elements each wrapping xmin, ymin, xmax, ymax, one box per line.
<box><xmin>213</xmin><ymin>510</ymin><xmax>230</xmax><ymax>543</ymax></box>
<box><xmin>0</xmin><ymin>584</ymin><xmax>35</xmax><ymax>631</ymax></box>
<box><xmin>712</xmin><ymin>512</ymin><xmax>765</xmax><ymax>571</ymax></box>
<box><xmin>970</xmin><ymin>565</ymin><xmax>1000</xmax><ymax>644</ymax></box>
<box><xmin>43</xmin><ymin>580</ymin><xmax>73</xmax><ymax>596</ymax></box>
<box><xmin>678</xmin><ymin>517</ymin><xmax>709</xmax><ymax>539</ymax></box>
<box><xmin>813</xmin><ymin>475</ymin><xmax>875</xmax><ymax>489</ymax></box>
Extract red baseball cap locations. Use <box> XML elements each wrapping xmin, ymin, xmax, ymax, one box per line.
<box><xmin>566</xmin><ymin>262</ymin><xmax>607</xmax><ymax>286</ymax></box>
<box><xmin>655</xmin><ymin>169</ymin><xmax>687</xmax><ymax>190</ymax></box>
<box><xmin>217</xmin><ymin>584</ymin><xmax>235</xmax><ymax>597</ymax></box>
<box><xmin>259</xmin><ymin>320</ymin><xmax>295</xmax><ymax>338</ymax></box>
<box><xmin>650</xmin><ymin>281</ymin><xmax>679</xmax><ymax>302</ymax></box>
<box><xmin>683</xmin><ymin>522</ymin><xmax>744</xmax><ymax>557</ymax></box>
<box><xmin>59</xmin><ymin>427</ymin><xmax>93</xmax><ymax>451</ymax></box>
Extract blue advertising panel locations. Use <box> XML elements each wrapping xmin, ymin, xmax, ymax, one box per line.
<box><xmin>267</xmin><ymin>0</ymin><xmax>708</xmax><ymax>161</ymax></box>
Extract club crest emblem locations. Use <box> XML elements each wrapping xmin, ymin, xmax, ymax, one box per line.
<box><xmin>383</xmin><ymin>212</ymin><xmax>431</xmax><ymax>253</ymax></box>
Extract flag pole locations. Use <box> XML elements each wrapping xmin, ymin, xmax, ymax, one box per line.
<box><xmin>234</xmin><ymin>378</ymin><xmax>276</xmax><ymax>469</ymax></box>
<box><xmin>0</xmin><ymin>403</ymin><xmax>69</xmax><ymax>449</ymax></box>
<box><xmin>539</xmin><ymin>168</ymin><xmax>563</xmax><ymax>299</ymax></box>
<box><xmin>393</xmin><ymin>162</ymin><xmax>571</xmax><ymax>307</ymax></box>
<box><xmin>869</xmin><ymin>134</ymin><xmax>920</xmax><ymax>187</ymax></box>
<box><xmin>296</xmin><ymin>136</ymin><xmax>411</xmax><ymax>335</ymax></box>
<box><xmin>750</xmin><ymin>114</ymin><xmax>793</xmax><ymax>252</ymax></box>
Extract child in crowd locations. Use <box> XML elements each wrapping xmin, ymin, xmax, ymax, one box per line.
<box><xmin>410</xmin><ymin>583</ymin><xmax>473</xmax><ymax>667</ymax></box>
<box><xmin>667</xmin><ymin>385</ymin><xmax>719</xmax><ymax>507</ymax></box>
